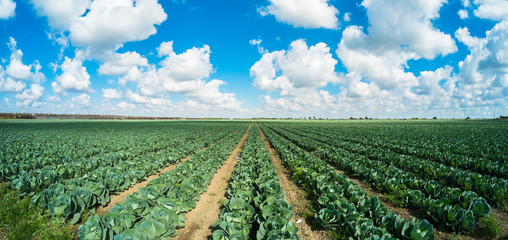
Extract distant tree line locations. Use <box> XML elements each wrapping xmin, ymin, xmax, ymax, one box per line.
<box><xmin>0</xmin><ymin>113</ymin><xmax>187</xmax><ymax>120</ymax></box>
<box><xmin>0</xmin><ymin>113</ymin><xmax>36</xmax><ymax>119</ymax></box>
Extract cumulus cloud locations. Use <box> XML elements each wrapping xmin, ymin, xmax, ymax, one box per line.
<box><xmin>15</xmin><ymin>84</ymin><xmax>44</xmax><ymax>106</ymax></box>
<box><xmin>0</xmin><ymin>66</ymin><xmax>26</xmax><ymax>92</ymax></box>
<box><xmin>335</xmin><ymin>0</ymin><xmax>457</xmax><ymax>102</ymax></box>
<box><xmin>458</xmin><ymin>9</ymin><xmax>469</xmax><ymax>19</ymax></box>
<box><xmin>71</xmin><ymin>93</ymin><xmax>91</xmax><ymax>106</ymax></box>
<box><xmin>98</xmin><ymin>51</ymin><xmax>148</xmax><ymax>75</ymax></box>
<box><xmin>343</xmin><ymin>12</ymin><xmax>351</xmax><ymax>22</ymax></box>
<box><xmin>250</xmin><ymin>39</ymin><xmax>343</xmax><ymax>114</ymax></box>
<box><xmin>251</xmin><ymin>39</ymin><xmax>340</xmax><ymax>94</ymax></box>
<box><xmin>125</xmin><ymin>90</ymin><xmax>170</xmax><ymax>106</ymax></box>
<box><xmin>473</xmin><ymin>0</ymin><xmax>508</xmax><ymax>21</ymax></box>
<box><xmin>456</xmin><ymin>21</ymin><xmax>508</xmax><ymax>105</ymax></box>
<box><xmin>259</xmin><ymin>0</ymin><xmax>339</xmax><ymax>29</ymax></box>
<box><xmin>0</xmin><ymin>0</ymin><xmax>16</xmax><ymax>19</ymax></box>
<box><xmin>69</xmin><ymin>0</ymin><xmax>167</xmax><ymax>51</ymax></box>
<box><xmin>52</xmin><ymin>55</ymin><xmax>92</xmax><ymax>94</ymax></box>
<box><xmin>30</xmin><ymin>0</ymin><xmax>90</xmax><ymax>30</ymax></box>
<box><xmin>159</xmin><ymin>44</ymin><xmax>213</xmax><ymax>82</ymax></box>
<box><xmin>31</xmin><ymin>0</ymin><xmax>167</xmax><ymax>52</ymax></box>
<box><xmin>186</xmin><ymin>80</ymin><xmax>242</xmax><ymax>109</ymax></box>
<box><xmin>360</xmin><ymin>0</ymin><xmax>456</xmax><ymax>59</ymax></box>
<box><xmin>455</xmin><ymin>27</ymin><xmax>481</xmax><ymax>48</ymax></box>
<box><xmin>102</xmin><ymin>88</ymin><xmax>122</xmax><ymax>99</ymax></box>
<box><xmin>251</xmin><ymin>0</ymin><xmax>465</xmax><ymax>117</ymax></box>
<box><xmin>113</xmin><ymin>42</ymin><xmax>243</xmax><ymax>111</ymax></box>
<box><xmin>5</xmin><ymin>37</ymin><xmax>45</xmax><ymax>82</ymax></box>
<box><xmin>48</xmin><ymin>95</ymin><xmax>61</xmax><ymax>102</ymax></box>
<box><xmin>157</xmin><ymin>41</ymin><xmax>173</xmax><ymax>57</ymax></box>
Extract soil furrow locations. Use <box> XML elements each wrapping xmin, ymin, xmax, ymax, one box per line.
<box><xmin>257</xmin><ymin>124</ymin><xmax>331</xmax><ymax>240</ymax></box>
<box><xmin>96</xmin><ymin>156</ymin><xmax>191</xmax><ymax>216</ymax></box>
<box><xmin>96</xmin><ymin>129</ymin><xmax>239</xmax><ymax>216</ymax></box>
<box><xmin>174</xmin><ymin>124</ymin><xmax>252</xmax><ymax>240</ymax></box>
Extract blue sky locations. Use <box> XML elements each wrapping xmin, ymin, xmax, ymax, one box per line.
<box><xmin>0</xmin><ymin>0</ymin><xmax>506</xmax><ymax>118</ymax></box>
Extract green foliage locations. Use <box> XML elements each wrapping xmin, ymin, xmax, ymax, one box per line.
<box><xmin>0</xmin><ymin>184</ymin><xmax>73</xmax><ymax>240</ymax></box>
<box><xmin>476</xmin><ymin>215</ymin><xmax>500</xmax><ymax>239</ymax></box>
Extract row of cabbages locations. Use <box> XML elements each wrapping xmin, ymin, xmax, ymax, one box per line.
<box><xmin>269</xmin><ymin>125</ymin><xmax>492</xmax><ymax>233</ymax></box>
<box><xmin>78</xmin><ymin>125</ymin><xmax>249</xmax><ymax>239</ymax></box>
<box><xmin>276</xmin><ymin>123</ymin><xmax>507</xmax><ymax>206</ymax></box>
<box><xmin>261</xmin><ymin>125</ymin><xmax>435</xmax><ymax>240</ymax></box>
<box><xmin>11</xmin><ymin>126</ymin><xmax>237</xmax><ymax>225</ymax></box>
<box><xmin>212</xmin><ymin>126</ymin><xmax>299</xmax><ymax>239</ymax></box>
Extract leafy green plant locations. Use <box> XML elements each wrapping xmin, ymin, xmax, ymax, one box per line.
<box><xmin>476</xmin><ymin>215</ymin><xmax>500</xmax><ymax>239</ymax></box>
<box><xmin>0</xmin><ymin>184</ymin><xmax>73</xmax><ymax>240</ymax></box>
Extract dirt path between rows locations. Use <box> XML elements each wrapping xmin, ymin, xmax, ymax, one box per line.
<box><xmin>96</xmin><ymin>130</ymin><xmax>238</xmax><ymax>216</ymax></box>
<box><xmin>96</xmin><ymin>157</ymin><xmax>190</xmax><ymax>215</ymax></box>
<box><xmin>174</xmin><ymin>124</ymin><xmax>252</xmax><ymax>240</ymax></box>
<box><xmin>257</xmin><ymin>124</ymin><xmax>331</xmax><ymax>240</ymax></box>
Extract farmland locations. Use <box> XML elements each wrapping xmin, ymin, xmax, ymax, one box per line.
<box><xmin>0</xmin><ymin>119</ymin><xmax>507</xmax><ymax>239</ymax></box>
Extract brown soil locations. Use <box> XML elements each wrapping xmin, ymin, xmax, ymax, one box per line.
<box><xmin>174</xmin><ymin>124</ymin><xmax>252</xmax><ymax>240</ymax></box>
<box><xmin>257</xmin><ymin>124</ymin><xmax>331</xmax><ymax>240</ymax></box>
<box><xmin>491</xmin><ymin>208</ymin><xmax>508</xmax><ymax>240</ymax></box>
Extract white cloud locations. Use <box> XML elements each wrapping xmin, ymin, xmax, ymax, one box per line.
<box><xmin>251</xmin><ymin>0</ymin><xmax>467</xmax><ymax>117</ymax></box>
<box><xmin>343</xmin><ymin>12</ymin><xmax>351</xmax><ymax>22</ymax></box>
<box><xmin>125</xmin><ymin>90</ymin><xmax>170</xmax><ymax>106</ymax></box>
<box><xmin>69</xmin><ymin>0</ymin><xmax>167</xmax><ymax>51</ymax></box>
<box><xmin>186</xmin><ymin>79</ymin><xmax>242</xmax><ymax>109</ymax></box>
<box><xmin>251</xmin><ymin>39</ymin><xmax>340</xmax><ymax>94</ymax></box>
<box><xmin>457</xmin><ymin>20</ymin><xmax>508</xmax><ymax>104</ymax></box>
<box><xmin>52</xmin><ymin>55</ymin><xmax>92</xmax><ymax>94</ymax></box>
<box><xmin>48</xmin><ymin>95</ymin><xmax>61</xmax><ymax>102</ymax></box>
<box><xmin>415</xmin><ymin>66</ymin><xmax>454</xmax><ymax>95</ymax></box>
<box><xmin>0</xmin><ymin>66</ymin><xmax>26</xmax><ymax>92</ymax></box>
<box><xmin>98</xmin><ymin>51</ymin><xmax>148</xmax><ymax>75</ymax></box>
<box><xmin>334</xmin><ymin>0</ymin><xmax>457</xmax><ymax>102</ymax></box>
<box><xmin>157</xmin><ymin>41</ymin><xmax>173</xmax><ymax>57</ymax></box>
<box><xmin>72</xmin><ymin>93</ymin><xmax>91</xmax><ymax>106</ymax></box>
<box><xmin>31</xmin><ymin>0</ymin><xmax>167</xmax><ymax>53</ymax></box>
<box><xmin>259</xmin><ymin>0</ymin><xmax>339</xmax><ymax>29</ymax></box>
<box><xmin>360</xmin><ymin>0</ymin><xmax>457</xmax><ymax>60</ymax></box>
<box><xmin>455</xmin><ymin>27</ymin><xmax>482</xmax><ymax>48</ymax></box>
<box><xmin>473</xmin><ymin>0</ymin><xmax>508</xmax><ymax>21</ymax></box>
<box><xmin>102</xmin><ymin>88</ymin><xmax>122</xmax><ymax>99</ymax></box>
<box><xmin>160</xmin><ymin>44</ymin><xmax>213</xmax><ymax>82</ymax></box>
<box><xmin>0</xmin><ymin>0</ymin><xmax>16</xmax><ymax>19</ymax></box>
<box><xmin>249</xmin><ymin>39</ymin><xmax>262</xmax><ymax>46</ymax></box>
<box><xmin>249</xmin><ymin>38</ymin><xmax>267</xmax><ymax>54</ymax></box>
<box><xmin>15</xmin><ymin>84</ymin><xmax>44</xmax><ymax>106</ymax></box>
<box><xmin>462</xmin><ymin>0</ymin><xmax>471</xmax><ymax>7</ymax></box>
<box><xmin>5</xmin><ymin>37</ymin><xmax>45</xmax><ymax>82</ymax></box>
<box><xmin>30</xmin><ymin>0</ymin><xmax>90</xmax><ymax>30</ymax></box>
<box><xmin>112</xmin><ymin>42</ymin><xmax>243</xmax><ymax>111</ymax></box>
<box><xmin>458</xmin><ymin>9</ymin><xmax>469</xmax><ymax>19</ymax></box>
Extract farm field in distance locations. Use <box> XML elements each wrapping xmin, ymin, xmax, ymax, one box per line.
<box><xmin>0</xmin><ymin>119</ymin><xmax>506</xmax><ymax>240</ymax></box>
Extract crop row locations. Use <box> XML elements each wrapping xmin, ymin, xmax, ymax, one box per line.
<box><xmin>21</xmin><ymin>123</ymin><xmax>242</xmax><ymax>225</ymax></box>
<box><xmin>262</xmin><ymin>124</ymin><xmax>491</xmax><ymax>233</ymax></box>
<box><xmin>259</xmin><ymin>125</ymin><xmax>434</xmax><ymax>239</ymax></box>
<box><xmin>78</xmin><ymin>124</ymin><xmax>250</xmax><ymax>239</ymax></box>
<box><xmin>271</xmin><ymin>124</ymin><xmax>507</xmax><ymax>207</ymax></box>
<box><xmin>0</xmin><ymin>122</ymin><xmax>210</xmax><ymax>180</ymax></box>
<box><xmin>212</xmin><ymin>126</ymin><xmax>299</xmax><ymax>239</ymax></box>
<box><xmin>289</xmin><ymin>124</ymin><xmax>507</xmax><ymax>178</ymax></box>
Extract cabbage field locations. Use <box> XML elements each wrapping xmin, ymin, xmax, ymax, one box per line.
<box><xmin>0</xmin><ymin>120</ymin><xmax>506</xmax><ymax>240</ymax></box>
